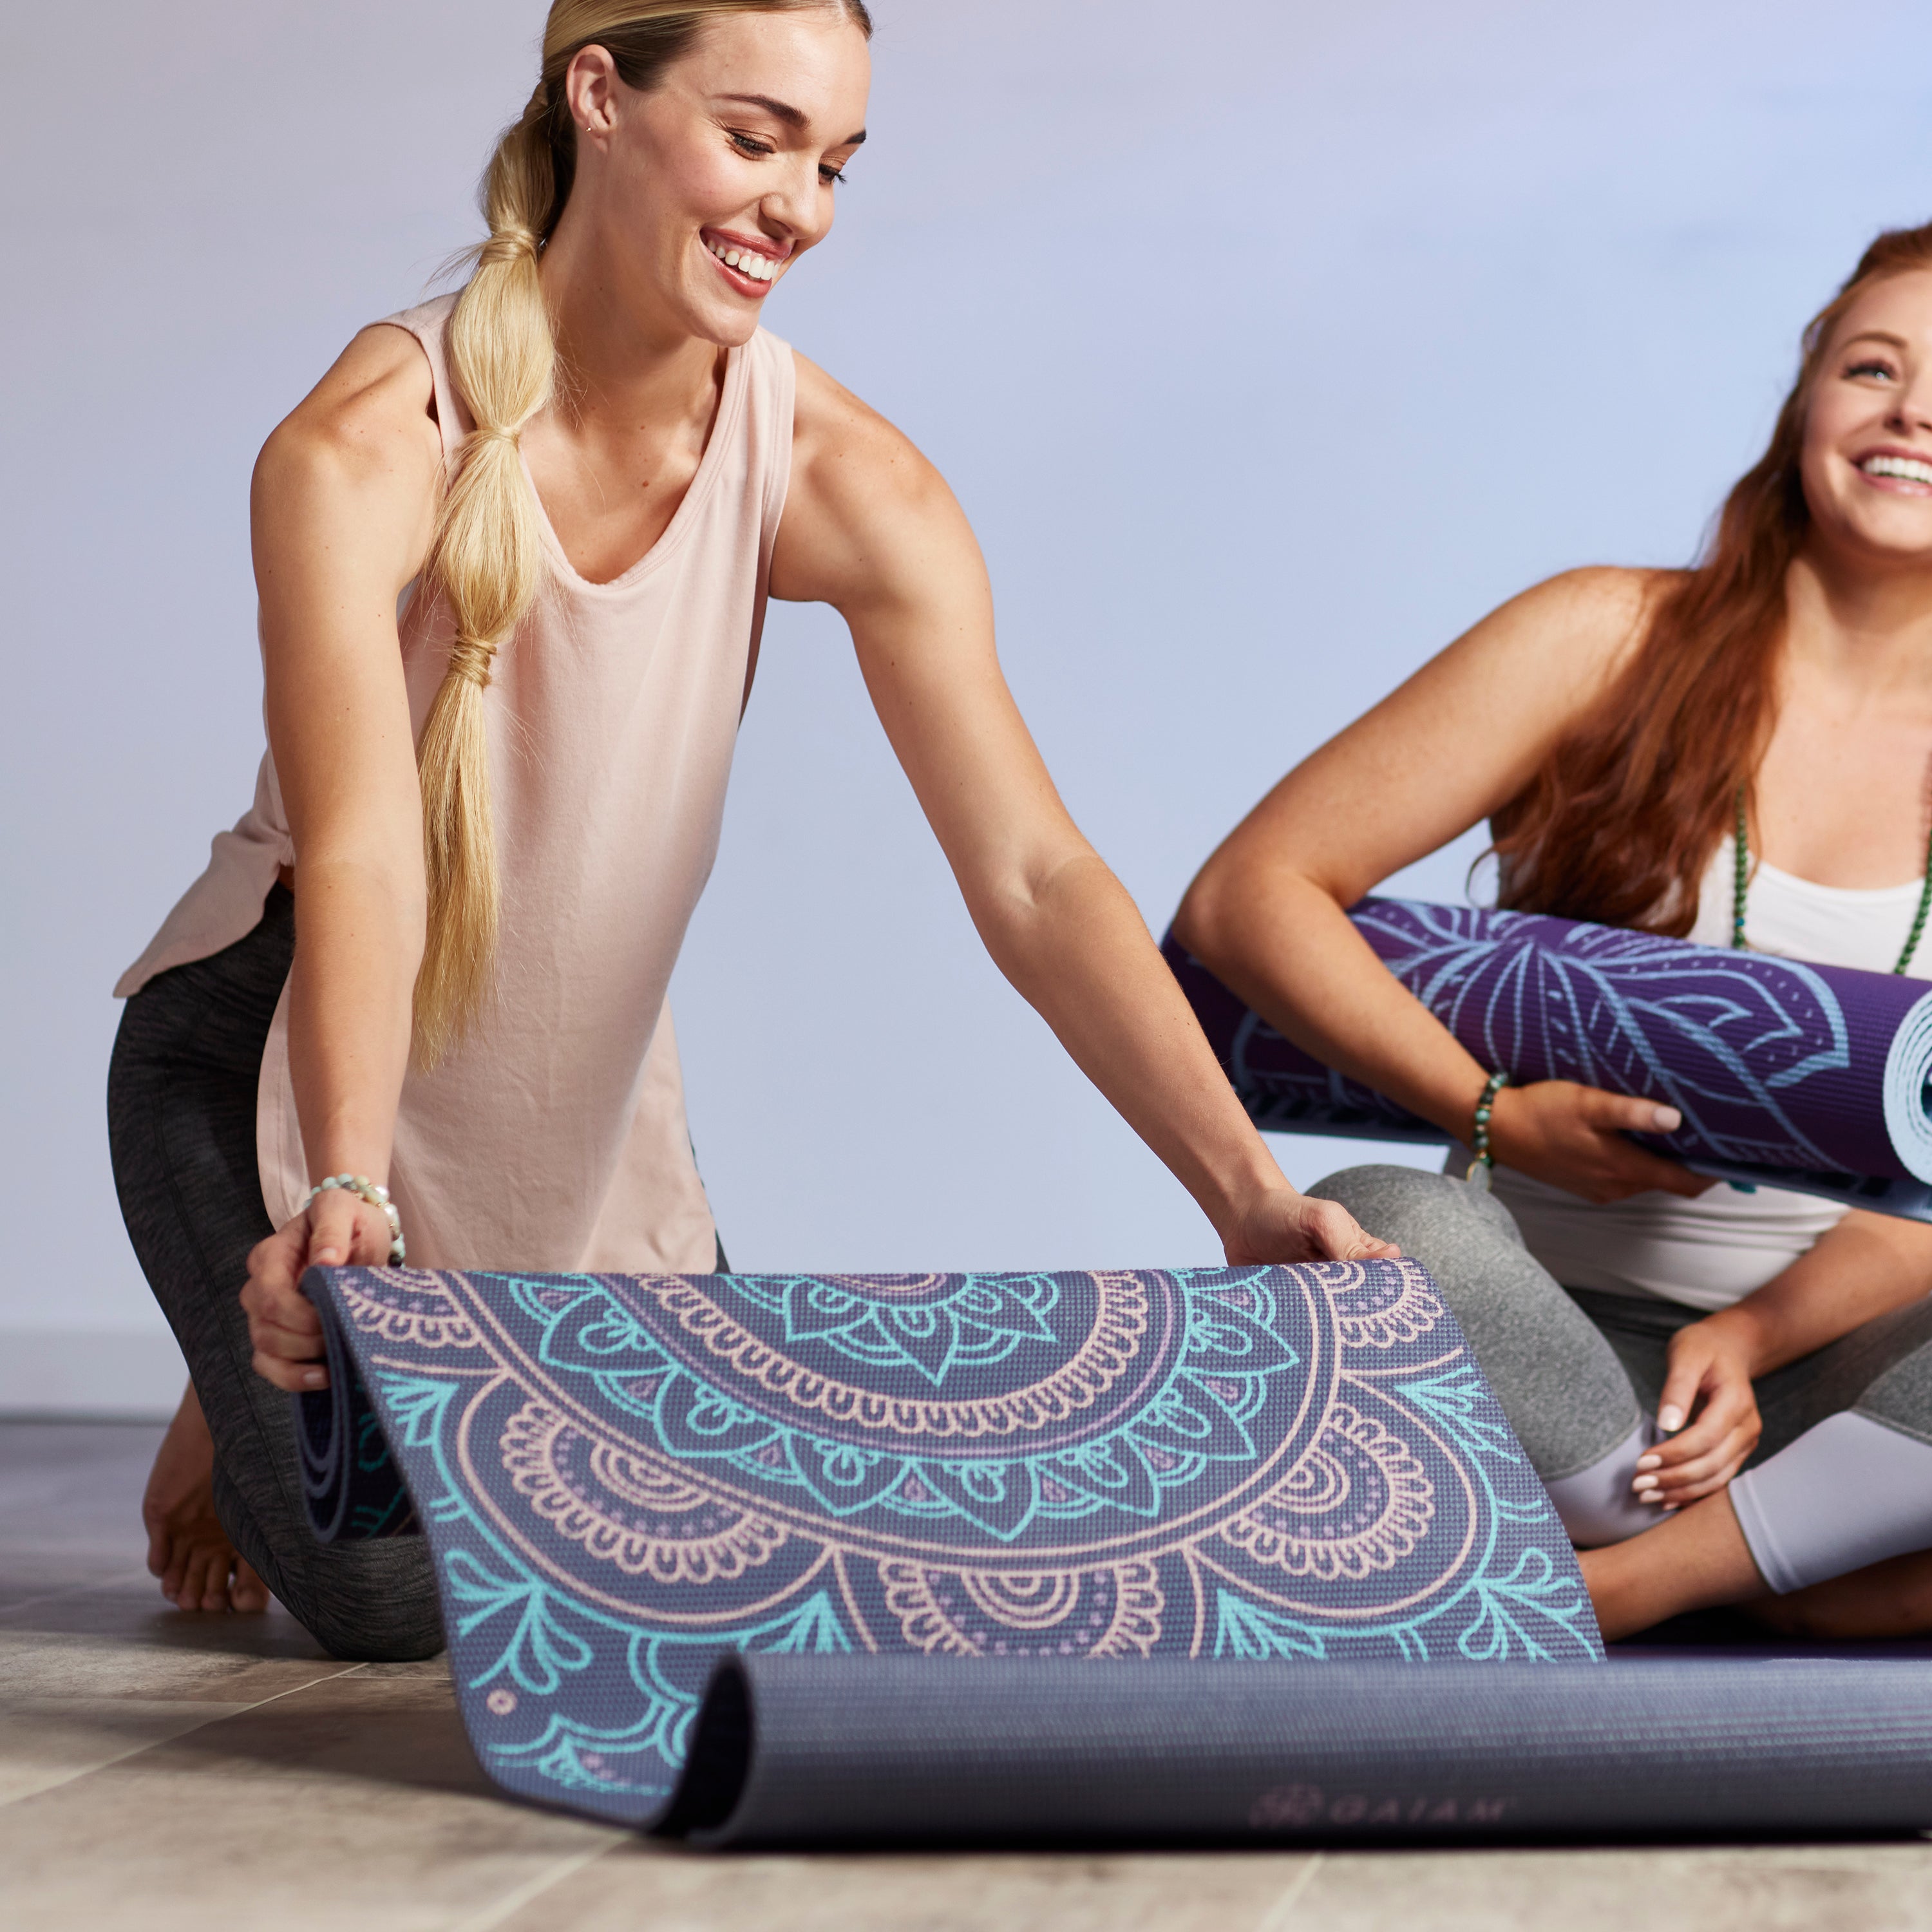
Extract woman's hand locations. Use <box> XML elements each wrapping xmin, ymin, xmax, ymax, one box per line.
<box><xmin>1224</xmin><ymin>1186</ymin><xmax>1403</xmax><ymax>1266</ymax></box>
<box><xmin>1486</xmin><ymin>1079</ymin><xmax>1714</xmax><ymax>1204</ymax></box>
<box><xmin>240</xmin><ymin>1189</ymin><xmax>394</xmax><ymax>1392</ymax></box>
<box><xmin>1632</xmin><ymin>1313</ymin><xmax>1764</xmax><ymax>1508</ymax></box>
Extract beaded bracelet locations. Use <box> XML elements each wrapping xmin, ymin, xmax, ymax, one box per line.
<box><xmin>299</xmin><ymin>1174</ymin><xmax>406</xmax><ymax>1265</ymax></box>
<box><xmin>1468</xmin><ymin>1069</ymin><xmax>1510</xmax><ymax>1173</ymax></box>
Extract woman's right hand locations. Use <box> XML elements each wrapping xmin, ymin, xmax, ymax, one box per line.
<box><xmin>240</xmin><ymin>1189</ymin><xmax>395</xmax><ymax>1392</ymax></box>
<box><xmin>1485</xmin><ymin>1079</ymin><xmax>1714</xmax><ymax>1203</ymax></box>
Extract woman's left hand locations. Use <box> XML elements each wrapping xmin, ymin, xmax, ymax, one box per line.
<box><xmin>1222</xmin><ymin>1187</ymin><xmax>1403</xmax><ymax>1266</ymax></box>
<box><xmin>1633</xmin><ymin>1314</ymin><xmax>1763</xmax><ymax>1508</ymax></box>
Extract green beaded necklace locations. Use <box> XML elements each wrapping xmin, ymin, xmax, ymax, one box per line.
<box><xmin>1731</xmin><ymin>787</ymin><xmax>1932</xmax><ymax>974</ymax></box>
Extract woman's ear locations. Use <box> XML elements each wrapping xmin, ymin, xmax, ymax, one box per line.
<box><xmin>565</xmin><ymin>44</ymin><xmax>621</xmax><ymax>146</ymax></box>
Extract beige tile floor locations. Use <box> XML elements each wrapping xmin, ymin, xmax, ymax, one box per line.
<box><xmin>5</xmin><ymin>1421</ymin><xmax>1932</xmax><ymax>1931</ymax></box>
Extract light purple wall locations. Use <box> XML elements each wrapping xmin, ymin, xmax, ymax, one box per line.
<box><xmin>6</xmin><ymin>0</ymin><xmax>1932</xmax><ymax>1405</ymax></box>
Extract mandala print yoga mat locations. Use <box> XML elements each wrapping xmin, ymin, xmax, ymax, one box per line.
<box><xmin>298</xmin><ymin>1260</ymin><xmax>1600</xmax><ymax>1828</ymax></box>
<box><xmin>1165</xmin><ymin>898</ymin><xmax>1932</xmax><ymax>1218</ymax></box>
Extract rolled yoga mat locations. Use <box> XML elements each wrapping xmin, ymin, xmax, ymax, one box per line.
<box><xmin>296</xmin><ymin>1258</ymin><xmax>1600</xmax><ymax>1835</ymax></box>
<box><xmin>1163</xmin><ymin>897</ymin><xmax>1932</xmax><ymax>1220</ymax></box>
<box><xmin>667</xmin><ymin>1652</ymin><xmax>1932</xmax><ymax>1844</ymax></box>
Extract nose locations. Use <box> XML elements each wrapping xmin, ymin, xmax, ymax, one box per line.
<box><xmin>760</xmin><ymin>155</ymin><xmax>831</xmax><ymax>252</ymax></box>
<box><xmin>1888</xmin><ymin>363</ymin><xmax>1932</xmax><ymax>437</ymax></box>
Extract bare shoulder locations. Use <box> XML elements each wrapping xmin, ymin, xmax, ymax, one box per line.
<box><xmin>1470</xmin><ymin>564</ymin><xmax>1680</xmax><ymax>674</ymax></box>
<box><xmin>788</xmin><ymin>351</ymin><xmax>943</xmax><ymax>500</ymax></box>
<box><xmin>254</xmin><ymin>324</ymin><xmax>442</xmax><ymax>509</ymax></box>
<box><xmin>776</xmin><ymin>353</ymin><xmax>971</xmax><ymax>607</ymax></box>
<box><xmin>251</xmin><ymin>324</ymin><xmax>443</xmax><ymax>585</ymax></box>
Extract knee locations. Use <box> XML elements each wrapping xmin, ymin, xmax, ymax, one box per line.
<box><xmin>282</xmin><ymin>1542</ymin><xmax>447</xmax><ymax>1663</ymax></box>
<box><xmin>1307</xmin><ymin>1163</ymin><xmax>1517</xmax><ymax>1266</ymax></box>
<box><xmin>303</xmin><ymin>1591</ymin><xmax>446</xmax><ymax>1664</ymax></box>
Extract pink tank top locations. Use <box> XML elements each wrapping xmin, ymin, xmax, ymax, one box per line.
<box><xmin>116</xmin><ymin>294</ymin><xmax>795</xmax><ymax>1271</ymax></box>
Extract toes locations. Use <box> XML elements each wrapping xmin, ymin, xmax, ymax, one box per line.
<box><xmin>231</xmin><ymin>1559</ymin><xmax>270</xmax><ymax>1614</ymax></box>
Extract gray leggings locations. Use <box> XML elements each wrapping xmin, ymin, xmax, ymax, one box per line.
<box><xmin>1312</xmin><ymin>1166</ymin><xmax>1932</xmax><ymax>1593</ymax></box>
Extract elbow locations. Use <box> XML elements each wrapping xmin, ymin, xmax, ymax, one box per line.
<box><xmin>1173</xmin><ymin>842</ymin><xmax>1342</xmax><ymax>984</ymax></box>
<box><xmin>1172</xmin><ymin>842</ymin><xmax>1258</xmax><ymax>975</ymax></box>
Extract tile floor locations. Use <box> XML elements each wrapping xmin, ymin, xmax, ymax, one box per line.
<box><xmin>4</xmin><ymin>1421</ymin><xmax>1931</xmax><ymax>1931</ymax></box>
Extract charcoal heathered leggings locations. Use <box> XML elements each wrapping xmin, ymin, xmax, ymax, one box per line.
<box><xmin>108</xmin><ymin>887</ymin><xmax>732</xmax><ymax>1660</ymax></box>
<box><xmin>1312</xmin><ymin>1166</ymin><xmax>1932</xmax><ymax>1591</ymax></box>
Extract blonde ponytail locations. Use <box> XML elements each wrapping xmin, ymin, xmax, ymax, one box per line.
<box><xmin>413</xmin><ymin>0</ymin><xmax>873</xmax><ymax>1067</ymax></box>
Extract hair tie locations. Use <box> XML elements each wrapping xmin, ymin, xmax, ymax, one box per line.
<box><xmin>478</xmin><ymin>227</ymin><xmax>540</xmax><ymax>270</ymax></box>
<box><xmin>450</xmin><ymin>637</ymin><xmax>497</xmax><ymax>690</ymax></box>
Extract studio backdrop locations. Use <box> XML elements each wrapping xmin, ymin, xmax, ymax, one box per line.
<box><xmin>8</xmin><ymin>0</ymin><xmax>1932</xmax><ymax>1412</ymax></box>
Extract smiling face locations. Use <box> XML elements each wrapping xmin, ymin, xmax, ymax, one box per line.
<box><xmin>558</xmin><ymin>8</ymin><xmax>871</xmax><ymax>349</ymax></box>
<box><xmin>1799</xmin><ymin>269</ymin><xmax>1932</xmax><ymax>574</ymax></box>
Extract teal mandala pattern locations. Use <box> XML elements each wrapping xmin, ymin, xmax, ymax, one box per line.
<box><xmin>299</xmin><ymin>1262</ymin><xmax>1602</xmax><ymax>1825</ymax></box>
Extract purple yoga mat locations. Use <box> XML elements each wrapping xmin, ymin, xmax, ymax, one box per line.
<box><xmin>1164</xmin><ymin>898</ymin><xmax>1932</xmax><ymax>1221</ymax></box>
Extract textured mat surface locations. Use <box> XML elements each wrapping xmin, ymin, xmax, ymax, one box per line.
<box><xmin>298</xmin><ymin>1260</ymin><xmax>1599</xmax><ymax>1828</ymax></box>
<box><xmin>1165</xmin><ymin>897</ymin><xmax>1932</xmax><ymax>1217</ymax></box>
<box><xmin>672</xmin><ymin>1653</ymin><xmax>1932</xmax><ymax>1844</ymax></box>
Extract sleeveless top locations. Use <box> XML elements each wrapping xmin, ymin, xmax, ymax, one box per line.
<box><xmin>1489</xmin><ymin>838</ymin><xmax>1932</xmax><ymax>1311</ymax></box>
<box><xmin>115</xmin><ymin>294</ymin><xmax>795</xmax><ymax>1272</ymax></box>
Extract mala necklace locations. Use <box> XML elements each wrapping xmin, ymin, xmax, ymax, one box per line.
<box><xmin>1732</xmin><ymin>786</ymin><xmax>1932</xmax><ymax>974</ymax></box>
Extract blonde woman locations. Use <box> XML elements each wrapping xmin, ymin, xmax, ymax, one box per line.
<box><xmin>109</xmin><ymin>0</ymin><xmax>1392</xmax><ymax>1653</ymax></box>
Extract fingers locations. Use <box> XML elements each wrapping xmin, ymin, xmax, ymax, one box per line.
<box><xmin>1593</xmin><ymin>1093</ymin><xmax>1685</xmax><ymax>1139</ymax></box>
<box><xmin>1303</xmin><ymin>1200</ymin><xmax>1403</xmax><ymax>1263</ymax></box>
<box><xmin>1651</xmin><ymin>1350</ymin><xmax>1707</xmax><ymax>1440</ymax></box>
<box><xmin>243</xmin><ymin>1222</ymin><xmax>328</xmax><ymax>1389</ymax></box>
<box><xmin>1642</xmin><ymin>1433</ymin><xmax>1756</xmax><ymax>1499</ymax></box>
<box><xmin>251</xmin><ymin>1346</ymin><xmax>328</xmax><ymax>1393</ymax></box>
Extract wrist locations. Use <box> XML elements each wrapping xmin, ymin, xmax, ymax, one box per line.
<box><xmin>1685</xmin><ymin>1304</ymin><xmax>1768</xmax><ymax>1373</ymax></box>
<box><xmin>1202</xmin><ymin>1154</ymin><xmax>1302</xmax><ymax>1245</ymax></box>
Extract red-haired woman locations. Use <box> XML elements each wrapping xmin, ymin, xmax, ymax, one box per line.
<box><xmin>1177</xmin><ymin>223</ymin><xmax>1932</xmax><ymax>1640</ymax></box>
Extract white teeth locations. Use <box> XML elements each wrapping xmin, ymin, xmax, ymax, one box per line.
<box><xmin>1863</xmin><ymin>454</ymin><xmax>1932</xmax><ymax>486</ymax></box>
<box><xmin>708</xmin><ymin>239</ymin><xmax>778</xmax><ymax>282</ymax></box>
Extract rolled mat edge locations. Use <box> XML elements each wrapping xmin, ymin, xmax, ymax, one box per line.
<box><xmin>673</xmin><ymin>1654</ymin><xmax>1932</xmax><ymax>1846</ymax></box>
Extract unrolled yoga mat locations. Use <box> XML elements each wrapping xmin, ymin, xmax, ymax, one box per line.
<box><xmin>296</xmin><ymin>1258</ymin><xmax>1600</xmax><ymax>1833</ymax></box>
<box><xmin>1164</xmin><ymin>897</ymin><xmax>1932</xmax><ymax>1219</ymax></box>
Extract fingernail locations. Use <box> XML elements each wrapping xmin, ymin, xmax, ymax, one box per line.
<box><xmin>314</xmin><ymin>1249</ymin><xmax>339</xmax><ymax>1265</ymax></box>
<box><xmin>301</xmin><ymin>1369</ymin><xmax>325</xmax><ymax>1388</ymax></box>
<box><xmin>1635</xmin><ymin>1454</ymin><xmax>1661</xmax><ymax>1471</ymax></box>
<box><xmin>1651</xmin><ymin>1105</ymin><xmax>1682</xmax><ymax>1132</ymax></box>
<box><xmin>1657</xmin><ymin>1406</ymin><xmax>1685</xmax><ymax>1433</ymax></box>
<box><xmin>1633</xmin><ymin>1475</ymin><xmax>1660</xmax><ymax>1493</ymax></box>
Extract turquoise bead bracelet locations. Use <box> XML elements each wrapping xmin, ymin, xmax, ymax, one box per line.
<box><xmin>1469</xmin><ymin>1068</ymin><xmax>1510</xmax><ymax>1173</ymax></box>
<box><xmin>298</xmin><ymin>1174</ymin><xmax>406</xmax><ymax>1266</ymax></box>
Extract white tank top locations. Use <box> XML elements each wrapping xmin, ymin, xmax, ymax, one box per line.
<box><xmin>1489</xmin><ymin>839</ymin><xmax>1932</xmax><ymax>1310</ymax></box>
<box><xmin>115</xmin><ymin>295</ymin><xmax>795</xmax><ymax>1272</ymax></box>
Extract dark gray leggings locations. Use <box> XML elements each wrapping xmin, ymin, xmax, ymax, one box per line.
<box><xmin>108</xmin><ymin>889</ymin><xmax>444</xmax><ymax>1660</ymax></box>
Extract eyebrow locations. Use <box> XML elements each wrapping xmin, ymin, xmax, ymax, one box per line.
<box><xmin>1842</xmin><ymin>330</ymin><xmax>1908</xmax><ymax>348</ymax></box>
<box><xmin>717</xmin><ymin>93</ymin><xmax>866</xmax><ymax>145</ymax></box>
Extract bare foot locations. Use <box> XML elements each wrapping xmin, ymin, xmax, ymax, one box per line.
<box><xmin>1744</xmin><ymin>1547</ymin><xmax>1932</xmax><ymax>1640</ymax></box>
<box><xmin>142</xmin><ymin>1383</ymin><xmax>271</xmax><ymax>1613</ymax></box>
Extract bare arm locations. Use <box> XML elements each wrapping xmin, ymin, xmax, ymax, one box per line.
<box><xmin>1173</xmin><ymin>567</ymin><xmax>1709</xmax><ymax>1202</ymax></box>
<box><xmin>770</xmin><ymin>357</ymin><xmax>1390</xmax><ymax>1264</ymax></box>
<box><xmin>242</xmin><ymin>325</ymin><xmax>443</xmax><ymax>1388</ymax></box>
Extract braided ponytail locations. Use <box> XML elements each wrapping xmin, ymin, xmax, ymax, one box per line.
<box><xmin>413</xmin><ymin>0</ymin><xmax>873</xmax><ymax>1067</ymax></box>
